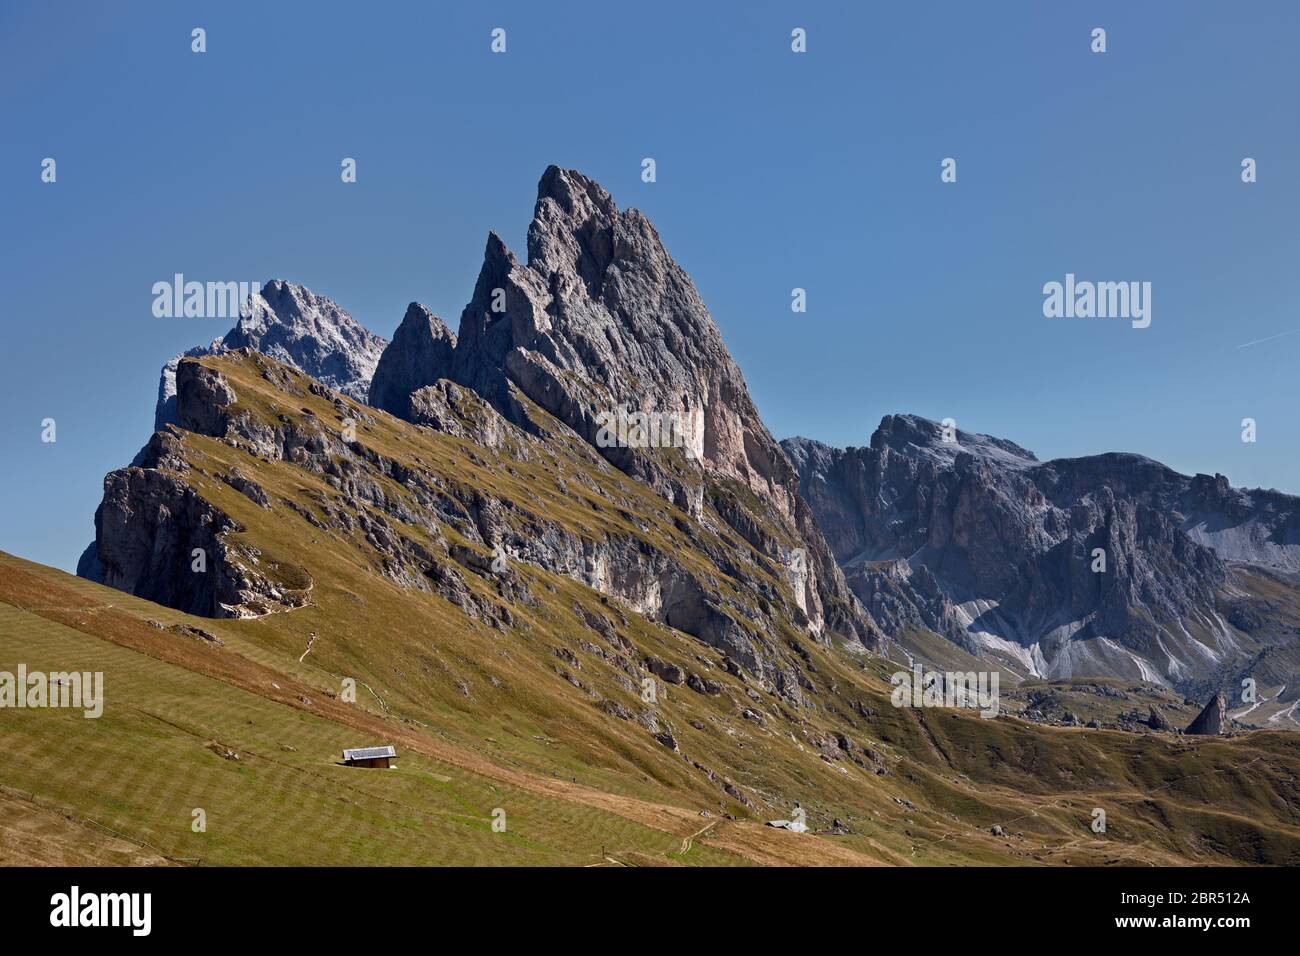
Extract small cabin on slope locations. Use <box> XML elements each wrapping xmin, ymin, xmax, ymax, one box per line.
<box><xmin>342</xmin><ymin>745</ymin><xmax>397</xmax><ymax>768</ymax></box>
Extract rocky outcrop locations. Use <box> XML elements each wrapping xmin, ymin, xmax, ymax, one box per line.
<box><xmin>367</xmin><ymin>166</ymin><xmax>876</xmax><ymax>650</ymax></box>
<box><xmin>368</xmin><ymin>303</ymin><xmax>457</xmax><ymax>419</ymax></box>
<box><xmin>1146</xmin><ymin>706</ymin><xmax>1171</xmax><ymax>731</ymax></box>
<box><xmin>154</xmin><ymin>279</ymin><xmax>386</xmax><ymax>429</ymax></box>
<box><xmin>91</xmin><ymin>465</ymin><xmax>242</xmax><ymax>617</ymax></box>
<box><xmin>1184</xmin><ymin>692</ymin><xmax>1227</xmax><ymax>735</ymax></box>
<box><xmin>176</xmin><ymin>360</ymin><xmax>237</xmax><ymax>436</ymax></box>
<box><xmin>88</xmin><ymin>349</ymin><xmax>834</xmax><ymax>694</ymax></box>
<box><xmin>85</xmin><ymin>362</ymin><xmax>312</xmax><ymax>618</ymax></box>
<box><xmin>784</xmin><ymin>416</ymin><xmax>1245</xmax><ymax>688</ymax></box>
<box><xmin>406</xmin><ymin>380</ymin><xmax>507</xmax><ymax>448</ymax></box>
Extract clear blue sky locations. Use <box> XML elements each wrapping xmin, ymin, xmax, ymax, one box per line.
<box><xmin>3</xmin><ymin>1</ymin><xmax>1298</xmax><ymax>572</ymax></box>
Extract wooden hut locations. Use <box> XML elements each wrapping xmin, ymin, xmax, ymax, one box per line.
<box><xmin>342</xmin><ymin>745</ymin><xmax>397</xmax><ymax>768</ymax></box>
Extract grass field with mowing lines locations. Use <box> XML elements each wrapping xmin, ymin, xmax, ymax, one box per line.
<box><xmin>0</xmin><ymin>603</ymin><xmax>747</xmax><ymax>866</ymax></box>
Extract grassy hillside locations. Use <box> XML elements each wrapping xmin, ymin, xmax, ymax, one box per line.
<box><xmin>3</xmin><ymin>352</ymin><xmax>1299</xmax><ymax>866</ymax></box>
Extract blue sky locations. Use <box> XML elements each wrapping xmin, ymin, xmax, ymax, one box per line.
<box><xmin>2</xmin><ymin>1</ymin><xmax>1298</xmax><ymax>572</ymax></box>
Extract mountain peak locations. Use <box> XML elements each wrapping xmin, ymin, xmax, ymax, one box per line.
<box><xmin>870</xmin><ymin>413</ymin><xmax>1039</xmax><ymax>469</ymax></box>
<box><xmin>526</xmin><ymin>167</ymin><xmax>636</xmax><ymax>296</ymax></box>
<box><xmin>789</xmin><ymin>410</ymin><xmax>1300</xmax><ymax>693</ymax></box>
<box><xmin>368</xmin><ymin>302</ymin><xmax>456</xmax><ymax>419</ymax></box>
<box><xmin>369</xmin><ymin>166</ymin><xmax>877</xmax><ymax>650</ymax></box>
<box><xmin>441</xmin><ymin>167</ymin><xmax>771</xmax><ymax>494</ymax></box>
<box><xmin>535</xmin><ymin>165</ymin><xmax>617</xmax><ymax>219</ymax></box>
<box><xmin>153</xmin><ymin>280</ymin><xmax>386</xmax><ymax>430</ymax></box>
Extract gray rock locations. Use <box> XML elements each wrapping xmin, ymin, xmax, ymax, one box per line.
<box><xmin>1184</xmin><ymin>692</ymin><xmax>1227</xmax><ymax>735</ymax></box>
<box><xmin>782</xmin><ymin>416</ymin><xmax>1284</xmax><ymax>691</ymax></box>
<box><xmin>598</xmin><ymin>697</ymin><xmax>634</xmax><ymax>717</ymax></box>
<box><xmin>687</xmin><ymin>673</ymin><xmax>723</xmax><ymax>695</ymax></box>
<box><xmin>646</xmin><ymin>656</ymin><xmax>685</xmax><ymax>685</ymax></box>
<box><xmin>155</xmin><ymin>279</ymin><xmax>386</xmax><ymax>430</ymax></box>
<box><xmin>176</xmin><ymin>360</ymin><xmax>237</xmax><ymax>437</ymax></box>
<box><xmin>365</xmin><ymin>165</ymin><xmax>880</xmax><ymax>677</ymax></box>
<box><xmin>723</xmin><ymin>782</ymin><xmax>749</xmax><ymax>805</ymax></box>
<box><xmin>368</xmin><ymin>303</ymin><xmax>457</xmax><ymax>419</ymax></box>
<box><xmin>216</xmin><ymin>467</ymin><xmax>270</xmax><ymax>508</ymax></box>
<box><xmin>1146</xmin><ymin>706</ymin><xmax>1171</xmax><ymax>731</ymax></box>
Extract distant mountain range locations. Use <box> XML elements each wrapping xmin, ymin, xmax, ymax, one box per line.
<box><xmin>784</xmin><ymin>420</ymin><xmax>1300</xmax><ymax>710</ymax></box>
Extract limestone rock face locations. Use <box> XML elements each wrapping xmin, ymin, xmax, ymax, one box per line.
<box><xmin>86</xmin><ymin>360</ymin><xmax>310</xmax><ymax>618</ymax></box>
<box><xmin>442</xmin><ymin>168</ymin><xmax>793</xmax><ymax>511</ymax></box>
<box><xmin>86</xmin><ymin>348</ymin><xmax>855</xmax><ymax>694</ymax></box>
<box><xmin>369</xmin><ymin>166</ymin><xmax>876</xmax><ymax>649</ymax></box>
<box><xmin>176</xmin><ymin>359</ymin><xmax>237</xmax><ymax>437</ymax></box>
<box><xmin>86</xmin><ymin>449</ymin><xmax>306</xmax><ymax>620</ymax></box>
<box><xmin>154</xmin><ymin>280</ymin><xmax>387</xmax><ymax>429</ymax></box>
<box><xmin>90</xmin><ymin>465</ymin><xmax>242</xmax><ymax>617</ymax></box>
<box><xmin>783</xmin><ymin>416</ymin><xmax>1252</xmax><ymax>688</ymax></box>
<box><xmin>368</xmin><ymin>303</ymin><xmax>457</xmax><ymax>419</ymax></box>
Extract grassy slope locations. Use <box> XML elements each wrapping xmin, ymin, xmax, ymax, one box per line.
<box><xmin>2</xmin><ymin>352</ymin><xmax>1299</xmax><ymax>866</ymax></box>
<box><xmin>5</xmin><ymin>549</ymin><xmax>1300</xmax><ymax>866</ymax></box>
<box><xmin>0</xmin><ymin>562</ymin><xmax>751</xmax><ymax>866</ymax></box>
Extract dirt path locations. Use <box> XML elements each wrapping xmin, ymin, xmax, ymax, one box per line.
<box><xmin>680</xmin><ymin>819</ymin><xmax>716</xmax><ymax>854</ymax></box>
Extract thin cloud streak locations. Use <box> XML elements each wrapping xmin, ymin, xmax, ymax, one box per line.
<box><xmin>1237</xmin><ymin>328</ymin><xmax>1300</xmax><ymax>349</ymax></box>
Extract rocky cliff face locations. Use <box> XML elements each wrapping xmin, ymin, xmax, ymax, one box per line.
<box><xmin>368</xmin><ymin>166</ymin><xmax>874</xmax><ymax>648</ymax></box>
<box><xmin>782</xmin><ymin>415</ymin><xmax>1299</xmax><ymax>690</ymax></box>
<box><xmin>84</xmin><ymin>348</ymin><xmax>865</xmax><ymax>700</ymax></box>
<box><xmin>434</xmin><ymin>169</ymin><xmax>796</xmax><ymax>511</ymax></box>
<box><xmin>87</xmin><ymin>364</ymin><xmax>314</xmax><ymax>618</ymax></box>
<box><xmin>154</xmin><ymin>279</ymin><xmax>387</xmax><ymax>429</ymax></box>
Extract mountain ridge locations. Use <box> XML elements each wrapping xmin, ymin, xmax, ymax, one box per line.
<box><xmin>79</xmin><ymin>168</ymin><xmax>1300</xmax><ymax>711</ymax></box>
<box><xmin>153</xmin><ymin>278</ymin><xmax>388</xmax><ymax>431</ymax></box>
<box><xmin>783</xmin><ymin>415</ymin><xmax>1300</xmax><ymax>705</ymax></box>
<box><xmin>29</xmin><ymin>167</ymin><xmax>1300</xmax><ymax>867</ymax></box>
<box><xmin>363</xmin><ymin>165</ymin><xmax>876</xmax><ymax>650</ymax></box>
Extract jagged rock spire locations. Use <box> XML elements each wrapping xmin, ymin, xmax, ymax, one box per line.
<box><xmin>367</xmin><ymin>165</ymin><xmax>878</xmax><ymax>649</ymax></box>
<box><xmin>432</xmin><ymin>165</ymin><xmax>800</xmax><ymax>516</ymax></box>
<box><xmin>1184</xmin><ymin>692</ymin><xmax>1227</xmax><ymax>736</ymax></box>
<box><xmin>368</xmin><ymin>302</ymin><xmax>456</xmax><ymax>419</ymax></box>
